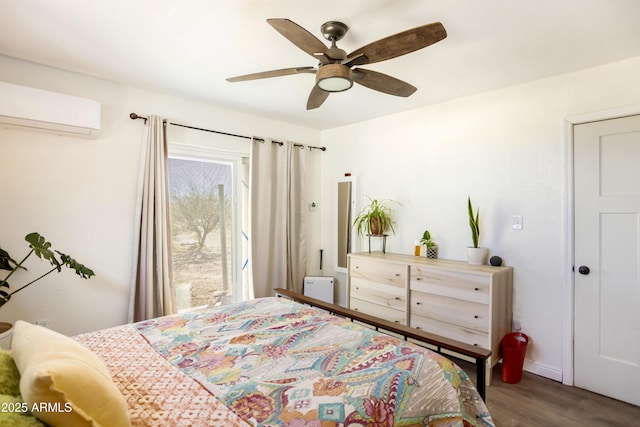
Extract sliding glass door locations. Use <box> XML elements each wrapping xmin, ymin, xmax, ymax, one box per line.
<box><xmin>167</xmin><ymin>146</ymin><xmax>248</xmax><ymax>310</ymax></box>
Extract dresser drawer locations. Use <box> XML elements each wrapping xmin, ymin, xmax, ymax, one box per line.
<box><xmin>410</xmin><ymin>314</ymin><xmax>489</xmax><ymax>349</ymax></box>
<box><xmin>351</xmin><ymin>280</ymin><xmax>405</xmax><ymax>311</ymax></box>
<box><xmin>410</xmin><ymin>291</ymin><xmax>489</xmax><ymax>332</ymax></box>
<box><xmin>350</xmin><ymin>298</ymin><xmax>406</xmax><ymax>324</ymax></box>
<box><xmin>350</xmin><ymin>257</ymin><xmax>406</xmax><ymax>288</ymax></box>
<box><xmin>410</xmin><ymin>265</ymin><xmax>490</xmax><ymax>304</ymax></box>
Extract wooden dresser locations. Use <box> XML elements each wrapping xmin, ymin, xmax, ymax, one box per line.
<box><xmin>347</xmin><ymin>252</ymin><xmax>513</xmax><ymax>382</ymax></box>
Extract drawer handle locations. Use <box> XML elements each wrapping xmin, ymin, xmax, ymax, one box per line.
<box><xmin>416</xmin><ymin>277</ymin><xmax>422</xmax><ymax>281</ymax></box>
<box><xmin>474</xmin><ymin>315</ymin><xmax>479</xmax><ymax>319</ymax></box>
<box><xmin>474</xmin><ymin>287</ymin><xmax>480</xmax><ymax>291</ymax></box>
<box><xmin>394</xmin><ymin>320</ymin><xmax>399</xmax><ymax>323</ymax></box>
<box><xmin>415</xmin><ymin>326</ymin><xmax>422</xmax><ymax>330</ymax></box>
<box><xmin>416</xmin><ymin>301</ymin><xmax>422</xmax><ymax>305</ymax></box>
<box><xmin>355</xmin><ymin>287</ymin><xmax>359</xmax><ymax>290</ymax></box>
<box><xmin>473</xmin><ymin>343</ymin><xmax>479</xmax><ymax>347</ymax></box>
<box><xmin>395</xmin><ymin>273</ymin><xmax>401</xmax><ymax>277</ymax></box>
<box><xmin>394</xmin><ymin>297</ymin><xmax>401</xmax><ymax>300</ymax></box>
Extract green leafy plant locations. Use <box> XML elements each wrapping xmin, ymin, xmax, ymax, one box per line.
<box><xmin>0</xmin><ymin>233</ymin><xmax>95</xmax><ymax>309</ymax></box>
<box><xmin>353</xmin><ymin>197</ymin><xmax>398</xmax><ymax>236</ymax></box>
<box><xmin>468</xmin><ymin>196</ymin><xmax>480</xmax><ymax>248</ymax></box>
<box><xmin>420</xmin><ymin>230</ymin><xmax>436</xmax><ymax>248</ymax></box>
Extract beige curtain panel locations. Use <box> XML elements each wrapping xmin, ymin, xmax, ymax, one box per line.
<box><xmin>129</xmin><ymin>115</ymin><xmax>176</xmax><ymax>322</ymax></box>
<box><xmin>249</xmin><ymin>138</ymin><xmax>306</xmax><ymax>298</ymax></box>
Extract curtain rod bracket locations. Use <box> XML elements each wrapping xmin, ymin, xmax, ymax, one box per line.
<box><xmin>129</xmin><ymin>112</ymin><xmax>148</xmax><ymax>124</ymax></box>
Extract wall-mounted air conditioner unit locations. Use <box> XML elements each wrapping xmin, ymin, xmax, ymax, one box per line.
<box><xmin>0</xmin><ymin>81</ymin><xmax>101</xmax><ymax>138</ymax></box>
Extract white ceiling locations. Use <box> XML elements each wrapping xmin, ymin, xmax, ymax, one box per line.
<box><xmin>1</xmin><ymin>0</ymin><xmax>640</xmax><ymax>130</ymax></box>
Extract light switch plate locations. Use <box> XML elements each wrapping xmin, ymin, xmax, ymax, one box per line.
<box><xmin>512</xmin><ymin>215</ymin><xmax>523</xmax><ymax>230</ymax></box>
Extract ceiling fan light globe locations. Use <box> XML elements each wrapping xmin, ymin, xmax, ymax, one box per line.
<box><xmin>318</xmin><ymin>76</ymin><xmax>352</xmax><ymax>92</ymax></box>
<box><xmin>316</xmin><ymin>64</ymin><xmax>353</xmax><ymax>92</ymax></box>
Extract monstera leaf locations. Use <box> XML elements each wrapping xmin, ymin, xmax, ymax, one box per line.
<box><xmin>57</xmin><ymin>252</ymin><xmax>95</xmax><ymax>279</ymax></box>
<box><xmin>0</xmin><ymin>233</ymin><xmax>95</xmax><ymax>309</ymax></box>
<box><xmin>0</xmin><ymin>248</ymin><xmax>23</xmax><ymax>271</ymax></box>
<box><xmin>26</xmin><ymin>232</ymin><xmax>62</xmax><ymax>271</ymax></box>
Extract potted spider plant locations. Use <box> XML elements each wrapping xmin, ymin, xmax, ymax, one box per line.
<box><xmin>0</xmin><ymin>232</ymin><xmax>95</xmax><ymax>348</ymax></box>
<box><xmin>467</xmin><ymin>197</ymin><xmax>488</xmax><ymax>265</ymax></box>
<box><xmin>353</xmin><ymin>197</ymin><xmax>397</xmax><ymax>237</ymax></box>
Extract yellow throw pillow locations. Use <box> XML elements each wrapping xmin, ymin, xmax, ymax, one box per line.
<box><xmin>11</xmin><ymin>321</ymin><xmax>130</xmax><ymax>427</ymax></box>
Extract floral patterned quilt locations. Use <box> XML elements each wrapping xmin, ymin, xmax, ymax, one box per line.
<box><xmin>134</xmin><ymin>297</ymin><xmax>494</xmax><ymax>427</ymax></box>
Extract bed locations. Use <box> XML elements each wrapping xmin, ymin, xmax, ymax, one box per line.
<box><xmin>8</xmin><ymin>290</ymin><xmax>494</xmax><ymax>427</ymax></box>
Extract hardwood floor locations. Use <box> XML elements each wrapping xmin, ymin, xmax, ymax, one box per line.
<box><xmin>457</xmin><ymin>360</ymin><xmax>640</xmax><ymax>426</ymax></box>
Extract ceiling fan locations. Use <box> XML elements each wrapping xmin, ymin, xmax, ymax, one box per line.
<box><xmin>226</xmin><ymin>19</ymin><xmax>447</xmax><ymax>110</ymax></box>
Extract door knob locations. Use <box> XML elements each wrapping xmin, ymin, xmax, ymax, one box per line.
<box><xmin>578</xmin><ymin>265</ymin><xmax>590</xmax><ymax>275</ymax></box>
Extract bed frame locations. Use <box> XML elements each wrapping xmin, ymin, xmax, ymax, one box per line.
<box><xmin>273</xmin><ymin>288</ymin><xmax>491</xmax><ymax>400</ymax></box>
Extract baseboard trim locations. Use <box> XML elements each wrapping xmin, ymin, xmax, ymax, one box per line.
<box><xmin>523</xmin><ymin>360</ymin><xmax>563</xmax><ymax>382</ymax></box>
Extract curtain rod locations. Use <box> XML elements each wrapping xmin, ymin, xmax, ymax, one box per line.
<box><xmin>129</xmin><ymin>113</ymin><xmax>326</xmax><ymax>151</ymax></box>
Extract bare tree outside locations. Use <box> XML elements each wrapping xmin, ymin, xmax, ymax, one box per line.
<box><xmin>168</xmin><ymin>158</ymin><xmax>233</xmax><ymax>310</ymax></box>
<box><xmin>171</xmin><ymin>182</ymin><xmax>225</xmax><ymax>254</ymax></box>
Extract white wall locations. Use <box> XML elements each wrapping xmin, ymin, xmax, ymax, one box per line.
<box><xmin>0</xmin><ymin>55</ymin><xmax>321</xmax><ymax>336</ymax></box>
<box><xmin>319</xmin><ymin>56</ymin><xmax>640</xmax><ymax>381</ymax></box>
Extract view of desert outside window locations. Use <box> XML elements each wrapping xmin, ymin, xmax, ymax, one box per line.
<box><xmin>168</xmin><ymin>157</ymin><xmax>233</xmax><ymax>310</ymax></box>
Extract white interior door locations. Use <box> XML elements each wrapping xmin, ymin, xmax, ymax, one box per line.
<box><xmin>574</xmin><ymin>114</ymin><xmax>640</xmax><ymax>406</ymax></box>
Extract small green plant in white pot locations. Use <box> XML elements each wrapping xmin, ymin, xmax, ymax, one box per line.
<box><xmin>420</xmin><ymin>230</ymin><xmax>438</xmax><ymax>259</ymax></box>
<box><xmin>467</xmin><ymin>197</ymin><xmax>488</xmax><ymax>265</ymax></box>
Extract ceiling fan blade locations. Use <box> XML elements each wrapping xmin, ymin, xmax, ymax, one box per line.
<box><xmin>306</xmin><ymin>85</ymin><xmax>330</xmax><ymax>110</ymax></box>
<box><xmin>353</xmin><ymin>68</ymin><xmax>417</xmax><ymax>97</ymax></box>
<box><xmin>226</xmin><ymin>66</ymin><xmax>315</xmax><ymax>82</ymax></box>
<box><xmin>267</xmin><ymin>18</ymin><xmax>330</xmax><ymax>59</ymax></box>
<box><xmin>347</xmin><ymin>22</ymin><xmax>446</xmax><ymax>65</ymax></box>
